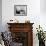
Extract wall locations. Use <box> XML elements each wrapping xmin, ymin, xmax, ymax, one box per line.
<box><xmin>2</xmin><ymin>0</ymin><xmax>40</xmax><ymax>30</ymax></box>
<box><xmin>40</xmin><ymin>0</ymin><xmax>46</xmax><ymax>31</ymax></box>
<box><xmin>0</xmin><ymin>0</ymin><xmax>2</xmax><ymax>32</ymax></box>
<box><xmin>2</xmin><ymin>0</ymin><xmax>40</xmax><ymax>46</ymax></box>
<box><xmin>40</xmin><ymin>0</ymin><xmax>46</xmax><ymax>13</ymax></box>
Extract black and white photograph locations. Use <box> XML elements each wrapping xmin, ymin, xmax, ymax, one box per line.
<box><xmin>14</xmin><ymin>5</ymin><xmax>27</xmax><ymax>16</ymax></box>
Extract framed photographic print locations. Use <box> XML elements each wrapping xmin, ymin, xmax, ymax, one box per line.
<box><xmin>14</xmin><ymin>5</ymin><xmax>27</xmax><ymax>16</ymax></box>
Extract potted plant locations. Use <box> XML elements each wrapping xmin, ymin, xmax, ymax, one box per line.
<box><xmin>36</xmin><ymin>25</ymin><xmax>45</xmax><ymax>46</ymax></box>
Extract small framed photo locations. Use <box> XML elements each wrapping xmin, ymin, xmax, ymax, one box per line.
<box><xmin>14</xmin><ymin>5</ymin><xmax>27</xmax><ymax>16</ymax></box>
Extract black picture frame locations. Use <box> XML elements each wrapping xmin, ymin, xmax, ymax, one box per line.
<box><xmin>14</xmin><ymin>5</ymin><xmax>27</xmax><ymax>16</ymax></box>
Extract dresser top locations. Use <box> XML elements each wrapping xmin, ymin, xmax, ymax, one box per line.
<box><xmin>7</xmin><ymin>23</ymin><xmax>34</xmax><ymax>25</ymax></box>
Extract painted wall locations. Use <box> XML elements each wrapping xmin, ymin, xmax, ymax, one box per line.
<box><xmin>0</xmin><ymin>0</ymin><xmax>2</xmax><ymax>32</ymax></box>
<box><xmin>40</xmin><ymin>0</ymin><xmax>46</xmax><ymax>32</ymax></box>
<box><xmin>2</xmin><ymin>0</ymin><xmax>40</xmax><ymax>30</ymax></box>
<box><xmin>40</xmin><ymin>0</ymin><xmax>46</xmax><ymax>13</ymax></box>
<box><xmin>2</xmin><ymin>0</ymin><xmax>40</xmax><ymax>46</ymax></box>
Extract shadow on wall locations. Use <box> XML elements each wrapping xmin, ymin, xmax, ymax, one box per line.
<box><xmin>40</xmin><ymin>0</ymin><xmax>46</xmax><ymax>14</ymax></box>
<box><xmin>0</xmin><ymin>0</ymin><xmax>2</xmax><ymax>32</ymax></box>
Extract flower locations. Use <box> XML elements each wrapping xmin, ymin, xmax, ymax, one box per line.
<box><xmin>36</xmin><ymin>25</ymin><xmax>45</xmax><ymax>41</ymax></box>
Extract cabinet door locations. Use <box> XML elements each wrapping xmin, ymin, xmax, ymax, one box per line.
<box><xmin>11</xmin><ymin>32</ymin><xmax>28</xmax><ymax>46</ymax></box>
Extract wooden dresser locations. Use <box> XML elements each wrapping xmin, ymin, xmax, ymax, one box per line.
<box><xmin>7</xmin><ymin>23</ymin><xmax>34</xmax><ymax>46</ymax></box>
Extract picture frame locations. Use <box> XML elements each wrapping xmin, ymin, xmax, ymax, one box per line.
<box><xmin>14</xmin><ymin>5</ymin><xmax>27</xmax><ymax>16</ymax></box>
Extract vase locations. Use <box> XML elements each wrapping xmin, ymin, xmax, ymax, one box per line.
<box><xmin>39</xmin><ymin>40</ymin><xmax>45</xmax><ymax>46</ymax></box>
